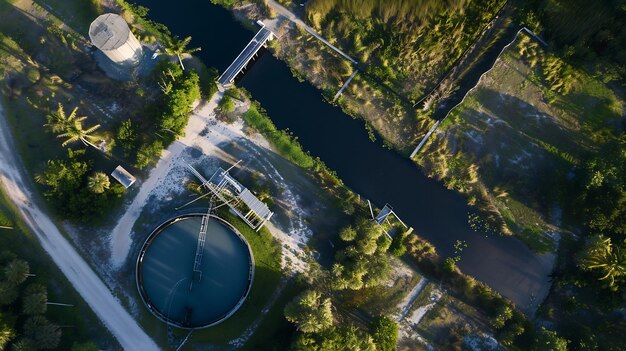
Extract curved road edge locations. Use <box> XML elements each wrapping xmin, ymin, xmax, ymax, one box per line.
<box><xmin>0</xmin><ymin>103</ymin><xmax>160</xmax><ymax>351</ymax></box>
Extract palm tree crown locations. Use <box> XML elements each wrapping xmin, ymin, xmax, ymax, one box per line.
<box><xmin>164</xmin><ymin>36</ymin><xmax>201</xmax><ymax>70</ymax></box>
<box><xmin>87</xmin><ymin>172</ymin><xmax>110</xmax><ymax>194</ymax></box>
<box><xmin>580</xmin><ymin>235</ymin><xmax>626</xmax><ymax>288</ymax></box>
<box><xmin>46</xmin><ymin>104</ymin><xmax>100</xmax><ymax>149</ymax></box>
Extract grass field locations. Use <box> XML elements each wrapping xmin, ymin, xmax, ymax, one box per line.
<box><xmin>0</xmin><ymin>190</ymin><xmax>120</xmax><ymax>350</ymax></box>
<box><xmin>417</xmin><ymin>33</ymin><xmax>624</xmax><ymax>251</ymax></box>
<box><xmin>33</xmin><ymin>0</ymin><xmax>101</xmax><ymax>33</ymax></box>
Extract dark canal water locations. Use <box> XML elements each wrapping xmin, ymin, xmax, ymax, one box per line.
<box><xmin>133</xmin><ymin>0</ymin><xmax>553</xmax><ymax>312</ymax></box>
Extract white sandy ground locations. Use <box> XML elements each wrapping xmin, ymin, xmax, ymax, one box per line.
<box><xmin>0</xmin><ymin>103</ymin><xmax>160</xmax><ymax>350</ymax></box>
<box><xmin>109</xmin><ymin>93</ymin><xmax>312</xmax><ymax>273</ymax></box>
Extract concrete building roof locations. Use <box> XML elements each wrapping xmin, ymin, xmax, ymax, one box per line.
<box><xmin>89</xmin><ymin>13</ymin><xmax>132</xmax><ymax>51</ymax></box>
<box><xmin>111</xmin><ymin>165</ymin><xmax>136</xmax><ymax>188</ymax></box>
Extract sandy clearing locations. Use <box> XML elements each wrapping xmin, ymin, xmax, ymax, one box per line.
<box><xmin>0</xmin><ymin>103</ymin><xmax>159</xmax><ymax>350</ymax></box>
<box><xmin>108</xmin><ymin>93</ymin><xmax>312</xmax><ymax>273</ymax></box>
<box><xmin>109</xmin><ymin>93</ymin><xmax>223</xmax><ymax>267</ymax></box>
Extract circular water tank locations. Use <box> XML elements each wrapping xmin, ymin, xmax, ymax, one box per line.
<box><xmin>89</xmin><ymin>13</ymin><xmax>143</xmax><ymax>66</ymax></box>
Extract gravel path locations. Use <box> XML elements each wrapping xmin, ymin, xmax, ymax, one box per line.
<box><xmin>0</xmin><ymin>103</ymin><xmax>160</xmax><ymax>351</ymax></box>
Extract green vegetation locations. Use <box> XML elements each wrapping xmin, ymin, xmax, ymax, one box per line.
<box><xmin>164</xmin><ymin>36</ymin><xmax>200</xmax><ymax>71</ymax></box>
<box><xmin>86</xmin><ymin>172</ymin><xmax>110</xmax><ymax>194</ymax></box>
<box><xmin>417</xmin><ymin>32</ymin><xmax>623</xmax><ymax>252</ymax></box>
<box><xmin>36</xmin><ymin>150</ymin><xmax>124</xmax><ymax>221</ymax></box>
<box><xmin>523</xmin><ymin>0</ymin><xmax>625</xmax><ymax>81</ymax></box>
<box><xmin>115</xmin><ymin>0</ymin><xmax>172</xmax><ymax>43</ymax></box>
<box><xmin>579</xmin><ymin>236</ymin><xmax>626</xmax><ymax>291</ymax></box>
<box><xmin>305</xmin><ymin>0</ymin><xmax>505</xmax><ymax>100</ymax></box>
<box><xmin>112</xmin><ymin>60</ymin><xmax>201</xmax><ymax>169</ymax></box>
<box><xmin>243</xmin><ymin>101</ymin><xmax>314</xmax><ymax>169</ymax></box>
<box><xmin>370</xmin><ymin>316</ymin><xmax>397</xmax><ymax>351</ymax></box>
<box><xmin>241</xmin><ymin>100</ymin><xmax>357</xmax><ymax>214</ymax></box>
<box><xmin>154</xmin><ymin>61</ymin><xmax>201</xmax><ymax>137</ymax></box>
<box><xmin>332</xmin><ymin>218</ymin><xmax>392</xmax><ymax>290</ymax></box>
<box><xmin>45</xmin><ymin>103</ymin><xmax>101</xmax><ymax>150</ymax></box>
<box><xmin>576</xmin><ymin>141</ymin><xmax>626</xmax><ymax>236</ymax></box>
<box><xmin>282</xmin><ymin>214</ymin><xmax>403</xmax><ymax>350</ymax></box>
<box><xmin>284</xmin><ymin>290</ymin><xmax>333</xmax><ymax>333</ymax></box>
<box><xmin>0</xmin><ymin>192</ymin><xmax>115</xmax><ymax>349</ymax></box>
<box><xmin>290</xmin><ymin>325</ymin><xmax>376</xmax><ymax>351</ymax></box>
<box><xmin>404</xmin><ymin>233</ymin><xmax>569</xmax><ymax>349</ymax></box>
<box><xmin>34</xmin><ymin>0</ymin><xmax>101</xmax><ymax>32</ymax></box>
<box><xmin>218</xmin><ymin>93</ymin><xmax>236</xmax><ymax>113</ymax></box>
<box><xmin>533</xmin><ymin>327</ymin><xmax>569</xmax><ymax>351</ymax></box>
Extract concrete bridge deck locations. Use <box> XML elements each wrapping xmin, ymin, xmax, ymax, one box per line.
<box><xmin>218</xmin><ymin>26</ymin><xmax>273</xmax><ymax>88</ymax></box>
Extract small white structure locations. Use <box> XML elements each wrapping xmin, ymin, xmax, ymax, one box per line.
<box><xmin>111</xmin><ymin>165</ymin><xmax>136</xmax><ymax>189</ymax></box>
<box><xmin>89</xmin><ymin>13</ymin><xmax>143</xmax><ymax>66</ymax></box>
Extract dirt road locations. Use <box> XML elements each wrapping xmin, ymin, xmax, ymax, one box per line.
<box><xmin>109</xmin><ymin>92</ymin><xmax>223</xmax><ymax>267</ymax></box>
<box><xmin>0</xmin><ymin>103</ymin><xmax>160</xmax><ymax>350</ymax></box>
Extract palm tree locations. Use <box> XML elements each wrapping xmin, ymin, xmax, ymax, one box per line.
<box><xmin>46</xmin><ymin>104</ymin><xmax>101</xmax><ymax>150</ymax></box>
<box><xmin>3</xmin><ymin>260</ymin><xmax>30</xmax><ymax>286</ymax></box>
<box><xmin>0</xmin><ymin>282</ymin><xmax>18</xmax><ymax>306</ymax></box>
<box><xmin>23</xmin><ymin>291</ymin><xmax>47</xmax><ymax>315</ymax></box>
<box><xmin>164</xmin><ymin>36</ymin><xmax>201</xmax><ymax>70</ymax></box>
<box><xmin>45</xmin><ymin>103</ymin><xmax>74</xmax><ymax>134</ymax></box>
<box><xmin>23</xmin><ymin>316</ymin><xmax>61</xmax><ymax>350</ymax></box>
<box><xmin>580</xmin><ymin>236</ymin><xmax>626</xmax><ymax>288</ymax></box>
<box><xmin>87</xmin><ymin>172</ymin><xmax>110</xmax><ymax>194</ymax></box>
<box><xmin>0</xmin><ymin>321</ymin><xmax>16</xmax><ymax>351</ymax></box>
<box><xmin>284</xmin><ymin>290</ymin><xmax>333</xmax><ymax>333</ymax></box>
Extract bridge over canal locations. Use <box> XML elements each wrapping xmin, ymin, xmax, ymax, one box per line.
<box><xmin>218</xmin><ymin>24</ymin><xmax>274</xmax><ymax>89</ymax></box>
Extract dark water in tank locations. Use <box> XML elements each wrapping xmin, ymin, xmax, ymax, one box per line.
<box><xmin>140</xmin><ymin>216</ymin><xmax>251</xmax><ymax>327</ymax></box>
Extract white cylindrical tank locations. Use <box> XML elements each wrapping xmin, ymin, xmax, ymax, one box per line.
<box><xmin>89</xmin><ymin>13</ymin><xmax>143</xmax><ymax>66</ymax></box>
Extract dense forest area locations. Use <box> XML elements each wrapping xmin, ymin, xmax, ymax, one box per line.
<box><xmin>304</xmin><ymin>0</ymin><xmax>506</xmax><ymax>101</ymax></box>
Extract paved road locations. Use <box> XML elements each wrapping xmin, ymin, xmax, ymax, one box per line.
<box><xmin>266</xmin><ymin>0</ymin><xmax>357</xmax><ymax>64</ymax></box>
<box><xmin>0</xmin><ymin>103</ymin><xmax>160</xmax><ymax>351</ymax></box>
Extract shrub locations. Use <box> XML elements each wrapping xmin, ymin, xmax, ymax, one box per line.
<box><xmin>218</xmin><ymin>94</ymin><xmax>235</xmax><ymax>113</ymax></box>
<box><xmin>371</xmin><ymin>316</ymin><xmax>398</xmax><ymax>351</ymax></box>
<box><xmin>136</xmin><ymin>140</ymin><xmax>163</xmax><ymax>169</ymax></box>
<box><xmin>116</xmin><ymin>119</ymin><xmax>138</xmax><ymax>156</ymax></box>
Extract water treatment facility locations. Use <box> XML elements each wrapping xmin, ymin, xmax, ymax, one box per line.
<box><xmin>135</xmin><ymin>163</ymin><xmax>274</xmax><ymax>330</ymax></box>
<box><xmin>136</xmin><ymin>213</ymin><xmax>254</xmax><ymax>329</ymax></box>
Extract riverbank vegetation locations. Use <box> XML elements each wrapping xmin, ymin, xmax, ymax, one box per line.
<box><xmin>403</xmin><ymin>232</ymin><xmax>574</xmax><ymax>350</ymax></box>
<box><xmin>283</xmin><ymin>215</ymin><xmax>403</xmax><ymax>350</ymax></box>
<box><xmin>304</xmin><ymin>0</ymin><xmax>505</xmax><ymax>100</ymax></box>
<box><xmin>415</xmin><ymin>16</ymin><xmax>625</xmax><ymax>351</ymax></box>
<box><xmin>416</xmin><ymin>32</ymin><xmax>624</xmax><ymax>253</ymax></box>
<box><xmin>241</xmin><ymin>98</ymin><xmax>358</xmax><ymax>213</ymax></box>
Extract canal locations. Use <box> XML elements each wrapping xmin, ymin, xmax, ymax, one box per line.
<box><xmin>132</xmin><ymin>0</ymin><xmax>553</xmax><ymax>313</ymax></box>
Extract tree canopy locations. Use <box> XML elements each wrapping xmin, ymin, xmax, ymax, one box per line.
<box><xmin>37</xmin><ymin>152</ymin><xmax>124</xmax><ymax>221</ymax></box>
<box><xmin>284</xmin><ymin>290</ymin><xmax>333</xmax><ymax>333</ymax></box>
<box><xmin>0</xmin><ymin>255</ymin><xmax>61</xmax><ymax>350</ymax></box>
<box><xmin>579</xmin><ymin>235</ymin><xmax>626</xmax><ymax>290</ymax></box>
<box><xmin>371</xmin><ymin>316</ymin><xmax>398</xmax><ymax>351</ymax></box>
<box><xmin>577</xmin><ymin>140</ymin><xmax>626</xmax><ymax>235</ymax></box>
<box><xmin>332</xmin><ymin>218</ymin><xmax>392</xmax><ymax>290</ymax></box>
<box><xmin>46</xmin><ymin>104</ymin><xmax>100</xmax><ymax>150</ymax></box>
